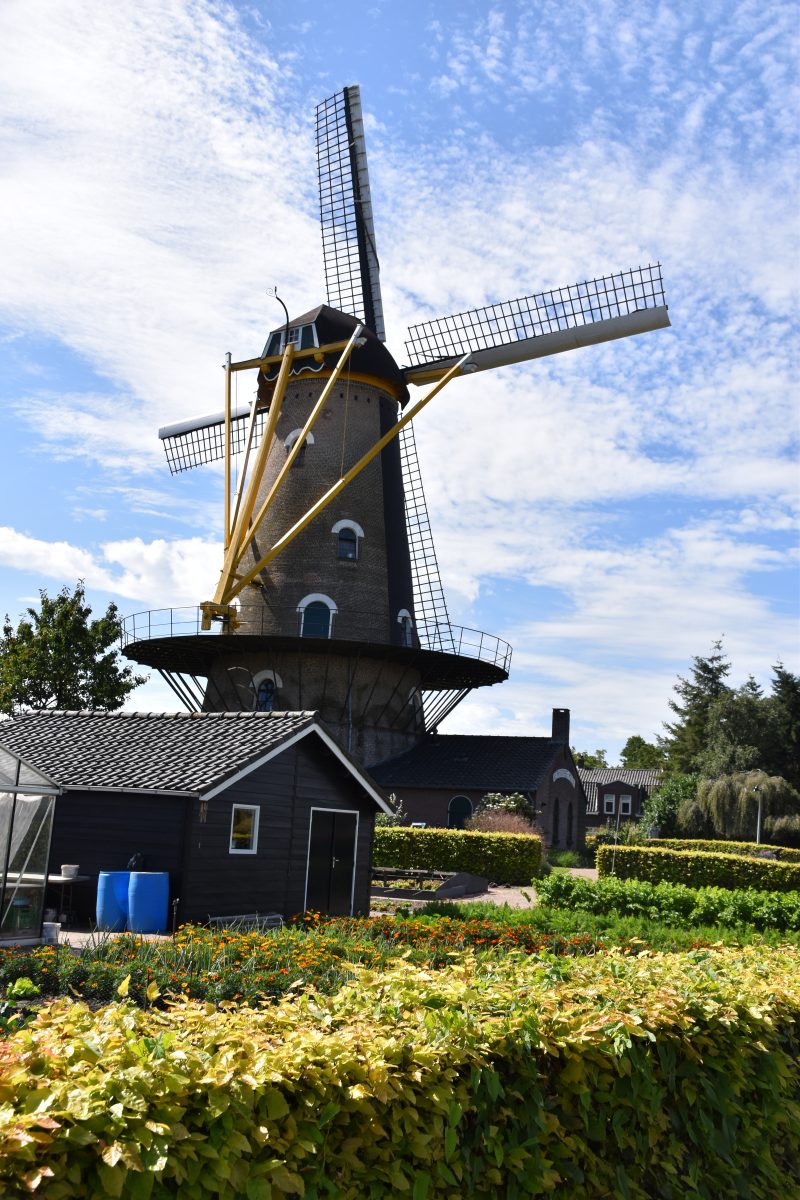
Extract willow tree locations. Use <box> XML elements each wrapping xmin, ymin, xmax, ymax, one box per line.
<box><xmin>688</xmin><ymin>771</ymin><xmax>800</xmax><ymax>841</ymax></box>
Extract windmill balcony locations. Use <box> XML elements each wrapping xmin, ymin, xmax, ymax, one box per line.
<box><xmin>118</xmin><ymin>606</ymin><xmax>512</xmax><ymax>675</ymax></box>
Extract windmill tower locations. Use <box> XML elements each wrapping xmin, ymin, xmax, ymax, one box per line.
<box><xmin>122</xmin><ymin>86</ymin><xmax>669</xmax><ymax>767</ymax></box>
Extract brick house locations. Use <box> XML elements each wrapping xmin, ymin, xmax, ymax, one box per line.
<box><xmin>580</xmin><ymin>768</ymin><xmax>663</xmax><ymax>827</ymax></box>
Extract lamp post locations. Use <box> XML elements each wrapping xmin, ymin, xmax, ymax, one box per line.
<box><xmin>753</xmin><ymin>785</ymin><xmax>762</xmax><ymax>845</ymax></box>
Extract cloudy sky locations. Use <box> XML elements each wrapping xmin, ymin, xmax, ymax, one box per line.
<box><xmin>1</xmin><ymin>0</ymin><xmax>797</xmax><ymax>759</ymax></box>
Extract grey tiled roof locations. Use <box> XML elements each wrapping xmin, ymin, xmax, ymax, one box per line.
<box><xmin>579</xmin><ymin>767</ymin><xmax>663</xmax><ymax>814</ymax></box>
<box><xmin>369</xmin><ymin>735</ymin><xmax>562</xmax><ymax>791</ymax></box>
<box><xmin>0</xmin><ymin>710</ymin><xmax>318</xmax><ymax>797</ymax></box>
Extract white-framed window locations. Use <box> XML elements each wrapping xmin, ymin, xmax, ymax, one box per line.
<box><xmin>298</xmin><ymin>593</ymin><xmax>337</xmax><ymax>639</ymax></box>
<box><xmin>397</xmin><ymin>608</ymin><xmax>414</xmax><ymax>646</ymax></box>
<box><xmin>331</xmin><ymin>519</ymin><xmax>364</xmax><ymax>562</ymax></box>
<box><xmin>284</xmin><ymin>429</ymin><xmax>314</xmax><ymax>468</ymax></box>
<box><xmin>603</xmin><ymin>794</ymin><xmax>615</xmax><ymax>815</ymax></box>
<box><xmin>251</xmin><ymin>669</ymin><xmax>283</xmax><ymax>712</ymax></box>
<box><xmin>448</xmin><ymin>795</ymin><xmax>473</xmax><ymax>829</ymax></box>
<box><xmin>229</xmin><ymin>804</ymin><xmax>259</xmax><ymax>854</ymax></box>
<box><xmin>620</xmin><ymin>795</ymin><xmax>632</xmax><ymax>816</ymax></box>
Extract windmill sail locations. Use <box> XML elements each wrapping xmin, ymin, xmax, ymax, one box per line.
<box><xmin>399</xmin><ymin>423</ymin><xmax>456</xmax><ymax>654</ymax></box>
<box><xmin>159</xmin><ymin>405</ymin><xmax>267</xmax><ymax>474</ymax></box>
<box><xmin>404</xmin><ymin>264</ymin><xmax>669</xmax><ymax>382</ymax></box>
<box><xmin>316</xmin><ymin>85</ymin><xmax>385</xmax><ymax>340</ymax></box>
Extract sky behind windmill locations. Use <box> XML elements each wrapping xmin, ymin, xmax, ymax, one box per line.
<box><xmin>0</xmin><ymin>0</ymin><xmax>797</xmax><ymax>759</ymax></box>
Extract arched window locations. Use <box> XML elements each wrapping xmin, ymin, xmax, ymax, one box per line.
<box><xmin>397</xmin><ymin>609</ymin><xmax>414</xmax><ymax>647</ymax></box>
<box><xmin>338</xmin><ymin>527</ymin><xmax>358</xmax><ymax>560</ymax></box>
<box><xmin>552</xmin><ymin>797</ymin><xmax>560</xmax><ymax>847</ymax></box>
<box><xmin>298</xmin><ymin>594</ymin><xmax>337</xmax><ymax>639</ymax></box>
<box><xmin>448</xmin><ymin>795</ymin><xmax>473</xmax><ymax>830</ymax></box>
<box><xmin>284</xmin><ymin>429</ymin><xmax>314</xmax><ymax>468</ymax></box>
<box><xmin>566</xmin><ymin>802</ymin><xmax>574</xmax><ymax>848</ymax></box>
<box><xmin>331</xmin><ymin>519</ymin><xmax>364</xmax><ymax>561</ymax></box>
<box><xmin>251</xmin><ymin>670</ymin><xmax>283</xmax><ymax>712</ymax></box>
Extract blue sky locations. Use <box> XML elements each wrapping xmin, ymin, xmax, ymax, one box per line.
<box><xmin>0</xmin><ymin>0</ymin><xmax>797</xmax><ymax>759</ymax></box>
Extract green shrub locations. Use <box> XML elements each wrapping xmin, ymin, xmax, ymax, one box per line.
<box><xmin>548</xmin><ymin>849</ymin><xmax>581</xmax><ymax>868</ymax></box>
<box><xmin>537</xmin><ymin>870</ymin><xmax>800</xmax><ymax>932</ymax></box>
<box><xmin>0</xmin><ymin>948</ymin><xmax>797</xmax><ymax>1199</ymax></box>
<box><xmin>650</xmin><ymin>837</ymin><xmax>800</xmax><ymax>863</ymax></box>
<box><xmin>597</xmin><ymin>843</ymin><xmax>800</xmax><ymax>892</ymax></box>
<box><xmin>374</xmin><ymin>825</ymin><xmax>541</xmax><ymax>884</ymax></box>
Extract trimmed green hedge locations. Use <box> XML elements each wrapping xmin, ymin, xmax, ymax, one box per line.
<box><xmin>650</xmin><ymin>837</ymin><xmax>800</xmax><ymax>863</ymax></box>
<box><xmin>597</xmin><ymin>844</ymin><xmax>800</xmax><ymax>892</ymax></box>
<box><xmin>0</xmin><ymin>948</ymin><xmax>798</xmax><ymax>1198</ymax></box>
<box><xmin>537</xmin><ymin>870</ymin><xmax>800</xmax><ymax>932</ymax></box>
<box><xmin>374</xmin><ymin>825</ymin><xmax>541</xmax><ymax>885</ymax></box>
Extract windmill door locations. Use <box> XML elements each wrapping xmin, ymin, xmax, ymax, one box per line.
<box><xmin>305</xmin><ymin>809</ymin><xmax>358</xmax><ymax>915</ymax></box>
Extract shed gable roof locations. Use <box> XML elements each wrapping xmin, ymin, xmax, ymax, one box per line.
<box><xmin>0</xmin><ymin>711</ymin><xmax>389</xmax><ymax>809</ymax></box>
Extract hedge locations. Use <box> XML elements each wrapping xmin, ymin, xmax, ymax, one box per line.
<box><xmin>597</xmin><ymin>844</ymin><xmax>800</xmax><ymax>892</ymax></box>
<box><xmin>650</xmin><ymin>837</ymin><xmax>800</xmax><ymax>863</ymax></box>
<box><xmin>0</xmin><ymin>948</ymin><xmax>798</xmax><ymax>1198</ymax></box>
<box><xmin>374</xmin><ymin>825</ymin><xmax>541</xmax><ymax>885</ymax></box>
<box><xmin>537</xmin><ymin>870</ymin><xmax>800</xmax><ymax>932</ymax></box>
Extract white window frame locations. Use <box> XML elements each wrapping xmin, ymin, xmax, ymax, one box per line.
<box><xmin>603</xmin><ymin>794</ymin><xmax>616</xmax><ymax>815</ymax></box>
<box><xmin>619</xmin><ymin>795</ymin><xmax>632</xmax><ymax>817</ymax></box>
<box><xmin>397</xmin><ymin>608</ymin><xmax>414</xmax><ymax>646</ymax></box>
<box><xmin>297</xmin><ymin>593</ymin><xmax>337</xmax><ymax>638</ymax></box>
<box><xmin>284</xmin><ymin>429</ymin><xmax>315</xmax><ymax>451</ymax></box>
<box><xmin>229</xmin><ymin>804</ymin><xmax>260</xmax><ymax>855</ymax></box>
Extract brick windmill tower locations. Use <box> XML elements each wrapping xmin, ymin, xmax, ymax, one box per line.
<box><xmin>122</xmin><ymin>86</ymin><xmax>669</xmax><ymax>767</ymax></box>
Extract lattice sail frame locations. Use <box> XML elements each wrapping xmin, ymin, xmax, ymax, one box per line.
<box><xmin>405</xmin><ymin>264</ymin><xmax>666</xmax><ymax>368</ymax></box>
<box><xmin>159</xmin><ymin>407</ymin><xmax>267</xmax><ymax>475</ymax></box>
<box><xmin>316</xmin><ymin>85</ymin><xmax>385</xmax><ymax>340</ymax></box>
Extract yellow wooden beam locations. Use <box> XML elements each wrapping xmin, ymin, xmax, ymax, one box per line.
<box><xmin>229</xmin><ymin>338</ymin><xmax>356</xmax><ymax>374</ymax></box>
<box><xmin>224</xmin><ymin>352</ymin><xmax>471</xmax><ymax>602</ymax></box>
<box><xmin>211</xmin><ymin>343</ymin><xmax>295</xmax><ymax>605</ymax></box>
<box><xmin>232</xmin><ymin>323</ymin><xmax>364</xmax><ymax>568</ymax></box>
<box><xmin>223</xmin><ymin>352</ymin><xmax>232</xmax><ymax>549</ymax></box>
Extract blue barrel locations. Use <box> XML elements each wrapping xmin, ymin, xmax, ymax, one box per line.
<box><xmin>96</xmin><ymin>871</ymin><xmax>130</xmax><ymax>932</ymax></box>
<box><xmin>128</xmin><ymin>872</ymin><xmax>169</xmax><ymax>934</ymax></box>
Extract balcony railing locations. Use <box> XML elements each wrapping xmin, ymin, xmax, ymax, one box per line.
<box><xmin>119</xmin><ymin>607</ymin><xmax>512</xmax><ymax>675</ymax></box>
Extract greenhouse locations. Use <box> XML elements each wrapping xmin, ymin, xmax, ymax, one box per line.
<box><xmin>0</xmin><ymin>745</ymin><xmax>60</xmax><ymax>944</ymax></box>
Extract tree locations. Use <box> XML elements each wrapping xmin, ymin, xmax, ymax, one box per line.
<box><xmin>571</xmin><ymin>748</ymin><xmax>608</xmax><ymax>769</ymax></box>
<box><xmin>768</xmin><ymin>662</ymin><xmax>800</xmax><ymax>789</ymax></box>
<box><xmin>688</xmin><ymin>771</ymin><xmax>800</xmax><ymax>841</ymax></box>
<box><xmin>660</xmin><ymin>640</ymin><xmax>731</xmax><ymax>773</ymax></box>
<box><xmin>0</xmin><ymin>583</ymin><xmax>145</xmax><ymax>715</ymax></box>
<box><xmin>641</xmin><ymin>773</ymin><xmax>700</xmax><ymax>837</ymax></box>
<box><xmin>620</xmin><ymin>736</ymin><xmax>664</xmax><ymax>770</ymax></box>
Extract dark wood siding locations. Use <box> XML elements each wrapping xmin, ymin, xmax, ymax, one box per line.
<box><xmin>47</xmin><ymin>790</ymin><xmax>188</xmax><ymax>925</ymax></box>
<box><xmin>179</xmin><ymin>736</ymin><xmax>377</xmax><ymax>924</ymax></box>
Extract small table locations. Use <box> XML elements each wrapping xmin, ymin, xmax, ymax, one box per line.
<box><xmin>46</xmin><ymin>874</ymin><xmax>90</xmax><ymax>925</ymax></box>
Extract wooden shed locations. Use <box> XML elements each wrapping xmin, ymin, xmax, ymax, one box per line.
<box><xmin>0</xmin><ymin>710</ymin><xmax>391</xmax><ymax>928</ymax></box>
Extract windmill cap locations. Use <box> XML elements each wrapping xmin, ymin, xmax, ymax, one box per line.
<box><xmin>260</xmin><ymin>304</ymin><xmax>409</xmax><ymax>401</ymax></box>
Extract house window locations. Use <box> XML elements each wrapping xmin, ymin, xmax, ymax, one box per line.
<box><xmin>230</xmin><ymin>804</ymin><xmax>259</xmax><ymax>854</ymax></box>
<box><xmin>256</xmin><ymin>679</ymin><xmax>275</xmax><ymax>711</ymax></box>
<box><xmin>620</xmin><ymin>795</ymin><xmax>632</xmax><ymax>817</ymax></box>
<box><xmin>603</xmin><ymin>794</ymin><xmax>615</xmax><ymax>815</ymax></box>
<box><xmin>298</xmin><ymin>594</ymin><xmax>337</xmax><ymax>639</ymax></box>
<box><xmin>448</xmin><ymin>795</ymin><xmax>473</xmax><ymax>829</ymax></box>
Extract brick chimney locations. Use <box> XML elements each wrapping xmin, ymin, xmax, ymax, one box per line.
<box><xmin>551</xmin><ymin>708</ymin><xmax>570</xmax><ymax>743</ymax></box>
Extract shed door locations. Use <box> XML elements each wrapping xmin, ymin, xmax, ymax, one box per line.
<box><xmin>306</xmin><ymin>810</ymin><xmax>358</xmax><ymax>915</ymax></box>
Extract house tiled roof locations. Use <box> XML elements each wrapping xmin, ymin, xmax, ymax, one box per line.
<box><xmin>579</xmin><ymin>767</ymin><xmax>663</xmax><ymax>814</ymax></box>
<box><xmin>0</xmin><ymin>710</ymin><xmax>318</xmax><ymax>797</ymax></box>
<box><xmin>369</xmin><ymin>735</ymin><xmax>562</xmax><ymax>792</ymax></box>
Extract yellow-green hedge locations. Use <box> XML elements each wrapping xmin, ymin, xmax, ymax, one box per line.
<box><xmin>650</xmin><ymin>837</ymin><xmax>800</xmax><ymax>863</ymax></box>
<box><xmin>597</xmin><ymin>843</ymin><xmax>800</xmax><ymax>891</ymax></box>
<box><xmin>0</xmin><ymin>948</ymin><xmax>798</xmax><ymax>1198</ymax></box>
<box><xmin>374</xmin><ymin>825</ymin><xmax>541</xmax><ymax>884</ymax></box>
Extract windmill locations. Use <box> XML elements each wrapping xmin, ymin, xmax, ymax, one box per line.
<box><xmin>122</xmin><ymin>85</ymin><xmax>670</xmax><ymax>767</ymax></box>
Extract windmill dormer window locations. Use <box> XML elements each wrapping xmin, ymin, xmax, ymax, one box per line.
<box><xmin>331</xmin><ymin>519</ymin><xmax>364</xmax><ymax>561</ymax></box>
<box><xmin>298</xmin><ymin>593</ymin><xmax>337</xmax><ymax>639</ymax></box>
<box><xmin>263</xmin><ymin>323</ymin><xmax>319</xmax><ymax>357</ymax></box>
